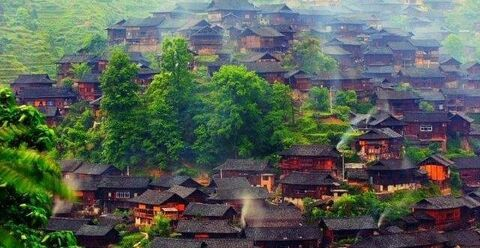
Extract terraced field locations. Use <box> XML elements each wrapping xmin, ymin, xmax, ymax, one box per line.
<box><xmin>0</xmin><ymin>0</ymin><xmax>175</xmax><ymax>83</ymax></box>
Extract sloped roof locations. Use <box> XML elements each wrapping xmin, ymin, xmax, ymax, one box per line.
<box><xmin>449</xmin><ymin>112</ymin><xmax>474</xmax><ymax>123</ymax></box>
<box><xmin>176</xmin><ymin>219</ymin><xmax>241</xmax><ymax>234</ymax></box>
<box><xmin>209</xmin><ymin>186</ymin><xmax>269</xmax><ymax>201</ymax></box>
<box><xmin>259</xmin><ymin>4</ymin><xmax>295</xmax><ymax>14</ymax></box>
<box><xmin>150</xmin><ymin>175</ymin><xmax>201</xmax><ymax>188</ymax></box>
<box><xmin>212</xmin><ymin>177</ymin><xmax>251</xmax><ymax>189</ymax></box>
<box><xmin>123</xmin><ymin>16</ymin><xmax>165</xmax><ymax>27</ymax></box>
<box><xmin>12</xmin><ymin>74</ymin><xmax>55</xmax><ymax>85</ymax></box>
<box><xmin>409</xmin><ymin>39</ymin><xmax>441</xmax><ymax>48</ymax></box>
<box><xmin>403</xmin><ymin>111</ymin><xmax>449</xmax><ymax>123</ymax></box>
<box><xmin>243</xmin><ymin>203</ymin><xmax>303</xmax><ymax>225</ymax></box>
<box><xmin>417</xmin><ymin>90</ymin><xmax>445</xmax><ymax>101</ymax></box>
<box><xmin>167</xmin><ymin>185</ymin><xmax>207</xmax><ymax>199</ymax></box>
<box><xmin>236</xmin><ymin>52</ymin><xmax>280</xmax><ymax>63</ymax></box>
<box><xmin>322</xmin><ymin>216</ymin><xmax>377</xmax><ymax>231</ymax></box>
<box><xmin>45</xmin><ymin>217</ymin><xmax>91</xmax><ymax>232</ymax></box>
<box><xmin>73</xmin><ymin>163</ymin><xmax>118</xmax><ymax>175</ymax></box>
<box><xmin>279</xmin><ymin>144</ymin><xmax>340</xmax><ymax>157</ymax></box>
<box><xmin>97</xmin><ymin>176</ymin><xmax>150</xmax><ymax>189</ymax></box>
<box><xmin>129</xmin><ymin>190</ymin><xmax>187</xmax><ymax>205</ymax></box>
<box><xmin>452</xmin><ymin>156</ymin><xmax>480</xmax><ymax>169</ymax></box>
<box><xmin>417</xmin><ymin>154</ymin><xmax>454</xmax><ymax>167</ymax></box>
<box><xmin>443</xmin><ymin>229</ymin><xmax>480</xmax><ymax>248</ymax></box>
<box><xmin>413</xmin><ymin>196</ymin><xmax>480</xmax><ymax>210</ymax></box>
<box><xmin>17</xmin><ymin>87</ymin><xmax>77</xmax><ymax>99</ymax></box>
<box><xmin>149</xmin><ymin>238</ymin><xmax>254</xmax><ymax>248</ymax></box>
<box><xmin>215</xmin><ymin>159</ymin><xmax>268</xmax><ymax>171</ymax></box>
<box><xmin>358</xmin><ymin>128</ymin><xmax>402</xmax><ymax>140</ymax></box>
<box><xmin>207</xmin><ymin>0</ymin><xmax>258</xmax><ymax>11</ymax></box>
<box><xmin>375</xmin><ymin>89</ymin><xmax>420</xmax><ymax>100</ymax></box>
<box><xmin>399</xmin><ymin>68</ymin><xmax>445</xmax><ymax>78</ymax></box>
<box><xmin>367</xmin><ymin>159</ymin><xmax>416</xmax><ymax>171</ymax></box>
<box><xmin>60</xmin><ymin>160</ymin><xmax>83</xmax><ymax>173</ymax></box>
<box><xmin>57</xmin><ymin>54</ymin><xmax>97</xmax><ymax>64</ymax></box>
<box><xmin>184</xmin><ymin>203</ymin><xmax>237</xmax><ymax>217</ymax></box>
<box><xmin>387</xmin><ymin>41</ymin><xmax>416</xmax><ymax>51</ymax></box>
<box><xmin>281</xmin><ymin>172</ymin><xmax>337</xmax><ymax>186</ymax></box>
<box><xmin>323</xmin><ymin>46</ymin><xmax>352</xmax><ymax>56</ymax></box>
<box><xmin>242</xmin><ymin>26</ymin><xmax>284</xmax><ymax>38</ymax></box>
<box><xmin>75</xmin><ymin>224</ymin><xmax>116</xmax><ymax>236</ymax></box>
<box><xmin>245</xmin><ymin>226</ymin><xmax>321</xmax><ymax>241</ymax></box>
<box><xmin>351</xmin><ymin>231</ymin><xmax>448</xmax><ymax>248</ymax></box>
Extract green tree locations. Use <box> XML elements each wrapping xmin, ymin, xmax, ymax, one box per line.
<box><xmin>148</xmin><ymin>214</ymin><xmax>172</xmax><ymax>238</ymax></box>
<box><xmin>0</xmin><ymin>87</ymin><xmax>75</xmax><ymax>247</ymax></box>
<box><xmin>284</xmin><ymin>37</ymin><xmax>337</xmax><ymax>74</ymax></box>
<box><xmin>72</xmin><ymin>62</ymin><xmax>92</xmax><ymax>79</ymax></box>
<box><xmin>336</xmin><ymin>90</ymin><xmax>357</xmax><ymax>108</ymax></box>
<box><xmin>79</xmin><ymin>33</ymin><xmax>107</xmax><ymax>55</ymax></box>
<box><xmin>144</xmin><ymin>37</ymin><xmax>195</xmax><ymax>168</ymax></box>
<box><xmin>442</xmin><ymin>34</ymin><xmax>465</xmax><ymax>61</ymax></box>
<box><xmin>100</xmin><ymin>48</ymin><xmax>143</xmax><ymax>169</ymax></box>
<box><xmin>419</xmin><ymin>101</ymin><xmax>435</xmax><ymax>112</ymax></box>
<box><xmin>193</xmin><ymin>65</ymin><xmax>280</xmax><ymax>165</ymax></box>
<box><xmin>306</xmin><ymin>87</ymin><xmax>330</xmax><ymax>112</ymax></box>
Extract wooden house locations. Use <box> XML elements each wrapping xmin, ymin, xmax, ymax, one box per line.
<box><xmin>323</xmin><ymin>46</ymin><xmax>354</xmax><ymax>69</ymax></box>
<box><xmin>76</xmin><ymin>73</ymin><xmax>102</xmax><ymax>101</ymax></box>
<box><xmin>452</xmin><ymin>157</ymin><xmax>480</xmax><ymax>192</ymax></box>
<box><xmin>314</xmin><ymin>69</ymin><xmax>372</xmax><ymax>95</ymax></box>
<box><xmin>417</xmin><ymin>155</ymin><xmax>453</xmax><ymax>190</ymax></box>
<box><xmin>320</xmin><ymin>216</ymin><xmax>377</xmax><ymax>245</ymax></box>
<box><xmin>208</xmin><ymin>186</ymin><xmax>269</xmax><ymax>211</ymax></box>
<box><xmin>207</xmin><ymin>0</ymin><xmax>259</xmax><ymax>25</ymax></box>
<box><xmin>107</xmin><ymin>20</ymin><xmax>127</xmax><ymax>46</ymax></box>
<box><xmin>352</xmin><ymin>111</ymin><xmax>406</xmax><ymax>135</ymax></box>
<box><xmin>363</xmin><ymin>65</ymin><xmax>395</xmax><ymax>83</ymax></box>
<box><xmin>442</xmin><ymin>229</ymin><xmax>480</xmax><ymax>248</ymax></box>
<box><xmin>375</xmin><ymin>88</ymin><xmax>421</xmax><ymax>117</ymax></box>
<box><xmin>150</xmin><ymin>238</ymin><xmax>254</xmax><ymax>248</ymax></box>
<box><xmin>448</xmin><ymin>112</ymin><xmax>473</xmax><ymax>136</ymax></box>
<box><xmin>387</xmin><ymin>41</ymin><xmax>417</xmax><ymax>68</ymax></box>
<box><xmin>16</xmin><ymin>86</ymin><xmax>77</xmax><ymax>115</ymax></box>
<box><xmin>284</xmin><ymin>70</ymin><xmax>313</xmax><ymax>92</ymax></box>
<box><xmin>238</xmin><ymin>26</ymin><xmax>288</xmax><ymax>53</ymax></box>
<box><xmin>56</xmin><ymin>54</ymin><xmax>100</xmax><ymax>80</ymax></box>
<box><xmin>176</xmin><ymin>219</ymin><xmax>241</xmax><ymax>239</ymax></box>
<box><xmin>259</xmin><ymin>4</ymin><xmax>299</xmax><ymax>26</ymax></box>
<box><xmin>243</xmin><ymin>61</ymin><xmax>288</xmax><ymax>84</ymax></box>
<box><xmin>410</xmin><ymin>39</ymin><xmax>440</xmax><ymax>68</ymax></box>
<box><xmin>11</xmin><ymin>74</ymin><xmax>55</xmax><ymax>94</ymax></box>
<box><xmin>397</xmin><ymin>68</ymin><xmax>446</xmax><ymax>89</ymax></box>
<box><xmin>245</xmin><ymin>225</ymin><xmax>321</xmax><ymax>248</ymax></box>
<box><xmin>183</xmin><ymin>203</ymin><xmax>238</xmax><ymax>220</ymax></box>
<box><xmin>281</xmin><ymin>172</ymin><xmax>339</xmax><ymax>202</ymax></box>
<box><xmin>149</xmin><ymin>175</ymin><xmax>202</xmax><ymax>191</ymax></box>
<box><xmin>167</xmin><ymin>185</ymin><xmax>209</xmax><ymax>203</ymax></box>
<box><xmin>440</xmin><ymin>57</ymin><xmax>464</xmax><ymax>84</ymax></box>
<box><xmin>188</xmin><ymin>25</ymin><xmax>223</xmax><ymax>55</ymax></box>
<box><xmin>355</xmin><ymin>128</ymin><xmax>403</xmax><ymax>161</ymax></box>
<box><xmin>441</xmin><ymin>88</ymin><xmax>468</xmax><ymax>112</ymax></box>
<box><xmin>130</xmin><ymin>190</ymin><xmax>189</xmax><ymax>226</ymax></box>
<box><xmin>325</xmin><ymin>37</ymin><xmax>363</xmax><ymax>59</ymax></box>
<box><xmin>327</xmin><ymin>18</ymin><xmax>366</xmax><ymax>38</ymax></box>
<box><xmin>462</xmin><ymin>61</ymin><xmax>480</xmax><ymax>76</ymax></box>
<box><xmin>279</xmin><ymin>144</ymin><xmax>341</xmax><ymax>177</ymax></box>
<box><xmin>111</xmin><ymin>17</ymin><xmax>165</xmax><ymax>52</ymax></box>
<box><xmin>412</xmin><ymin>195</ymin><xmax>480</xmax><ymax>231</ymax></box>
<box><xmin>369</xmin><ymin>28</ymin><xmax>413</xmax><ymax>47</ymax></box>
<box><xmin>97</xmin><ymin>176</ymin><xmax>150</xmax><ymax>212</ymax></box>
<box><xmin>70</xmin><ymin>177</ymin><xmax>99</xmax><ymax>208</ymax></box>
<box><xmin>38</xmin><ymin>106</ymin><xmax>63</xmax><ymax>126</ymax></box>
<box><xmin>403</xmin><ymin>111</ymin><xmax>449</xmax><ymax>149</ymax></box>
<box><xmin>60</xmin><ymin>160</ymin><xmax>84</xmax><ymax>179</ymax></box>
<box><xmin>243</xmin><ymin>203</ymin><xmax>303</xmax><ymax>228</ymax></box>
<box><xmin>70</xmin><ymin>162</ymin><xmax>122</xmax><ymax>181</ymax></box>
<box><xmin>363</xmin><ymin>47</ymin><xmax>394</xmax><ymax>66</ymax></box>
<box><xmin>351</xmin><ymin>231</ymin><xmax>448</xmax><ymax>248</ymax></box>
<box><xmin>366</xmin><ymin>159</ymin><xmax>423</xmax><ymax>193</ymax></box>
<box><xmin>417</xmin><ymin>90</ymin><xmax>446</xmax><ymax>112</ymax></box>
<box><xmin>214</xmin><ymin>159</ymin><xmax>275</xmax><ymax>192</ymax></box>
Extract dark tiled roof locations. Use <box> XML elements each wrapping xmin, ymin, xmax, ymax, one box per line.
<box><xmin>367</xmin><ymin>111</ymin><xmax>405</xmax><ymax>126</ymax></box>
<box><xmin>346</xmin><ymin>168</ymin><xmax>369</xmax><ymax>180</ymax></box>
<box><xmin>279</xmin><ymin>144</ymin><xmax>340</xmax><ymax>157</ymax></box>
<box><xmin>315</xmin><ymin>69</ymin><xmax>369</xmax><ymax>81</ymax></box>
<box><xmin>358</xmin><ymin>128</ymin><xmax>402</xmax><ymax>140</ymax></box>
<box><xmin>259</xmin><ymin>4</ymin><xmax>294</xmax><ymax>14</ymax></box>
<box><xmin>130</xmin><ymin>190</ymin><xmax>187</xmax><ymax>205</ymax></box>
<box><xmin>203</xmin><ymin>239</ymin><xmax>254</xmax><ymax>248</ymax></box>
<box><xmin>242</xmin><ymin>27</ymin><xmax>284</xmax><ymax>38</ymax></box>
<box><xmin>149</xmin><ymin>238</ymin><xmax>254</xmax><ymax>248</ymax></box>
<box><xmin>213</xmin><ymin>177</ymin><xmax>251</xmax><ymax>189</ymax></box>
<box><xmin>367</xmin><ymin>159</ymin><xmax>416</xmax><ymax>171</ymax></box>
<box><xmin>215</xmin><ymin>159</ymin><xmax>268</xmax><ymax>172</ymax></box>
<box><xmin>209</xmin><ymin>187</ymin><xmax>269</xmax><ymax>201</ymax></box>
<box><xmin>167</xmin><ymin>185</ymin><xmax>207</xmax><ymax>199</ymax></box>
<box><xmin>243</xmin><ymin>62</ymin><xmax>287</xmax><ymax>74</ymax></box>
<box><xmin>409</xmin><ymin>39</ymin><xmax>441</xmax><ymax>48</ymax></box>
<box><xmin>449</xmin><ymin>112</ymin><xmax>474</xmax><ymax>123</ymax></box>
<box><xmin>376</xmin><ymin>89</ymin><xmax>420</xmax><ymax>100</ymax></box>
<box><xmin>417</xmin><ymin>154</ymin><xmax>454</xmax><ymax>167</ymax></box>
<box><xmin>57</xmin><ymin>54</ymin><xmax>97</xmax><ymax>64</ymax></box>
<box><xmin>243</xmin><ymin>203</ymin><xmax>303</xmax><ymax>226</ymax></box>
<box><xmin>17</xmin><ymin>87</ymin><xmax>77</xmax><ymax>99</ymax></box>
<box><xmin>124</xmin><ymin>16</ymin><xmax>165</xmax><ymax>27</ymax></box>
<box><xmin>74</xmin><ymin>163</ymin><xmax>118</xmax><ymax>175</ymax></box>
<box><xmin>184</xmin><ymin>203</ymin><xmax>237</xmax><ymax>217</ymax></box>
<box><xmin>78</xmin><ymin>73</ymin><xmax>101</xmax><ymax>84</ymax></box>
<box><xmin>45</xmin><ymin>217</ymin><xmax>91</xmax><ymax>232</ymax></box>
<box><xmin>452</xmin><ymin>156</ymin><xmax>480</xmax><ymax>169</ymax></box>
<box><xmin>364</xmin><ymin>66</ymin><xmax>394</xmax><ymax>75</ymax></box>
<box><xmin>399</xmin><ymin>68</ymin><xmax>445</xmax><ymax>78</ymax></box>
<box><xmin>417</xmin><ymin>90</ymin><xmax>445</xmax><ymax>101</ymax></box>
<box><xmin>75</xmin><ymin>224</ymin><xmax>116</xmax><ymax>236</ymax></box>
<box><xmin>236</xmin><ymin>52</ymin><xmax>280</xmax><ymax>63</ymax></box>
<box><xmin>245</xmin><ymin>226</ymin><xmax>321</xmax><ymax>241</ymax></box>
<box><xmin>387</xmin><ymin>41</ymin><xmax>416</xmax><ymax>51</ymax></box>
<box><xmin>323</xmin><ymin>46</ymin><xmax>352</xmax><ymax>56</ymax></box>
<box><xmin>176</xmin><ymin>219</ymin><xmax>240</xmax><ymax>234</ymax></box>
<box><xmin>280</xmin><ymin>172</ymin><xmax>337</xmax><ymax>186</ymax></box>
<box><xmin>69</xmin><ymin>177</ymin><xmax>99</xmax><ymax>191</ymax></box>
<box><xmin>12</xmin><ymin>74</ymin><xmax>55</xmax><ymax>85</ymax></box>
<box><xmin>150</xmin><ymin>175</ymin><xmax>201</xmax><ymax>188</ymax></box>
<box><xmin>351</xmin><ymin>231</ymin><xmax>448</xmax><ymax>248</ymax></box>
<box><xmin>322</xmin><ymin>216</ymin><xmax>377</xmax><ymax>231</ymax></box>
<box><xmin>208</xmin><ymin>0</ymin><xmax>258</xmax><ymax>11</ymax></box>
<box><xmin>403</xmin><ymin>111</ymin><xmax>449</xmax><ymax>123</ymax></box>
<box><xmin>413</xmin><ymin>195</ymin><xmax>480</xmax><ymax>210</ymax></box>
<box><xmin>60</xmin><ymin>160</ymin><xmax>83</xmax><ymax>173</ymax></box>
<box><xmin>97</xmin><ymin>176</ymin><xmax>150</xmax><ymax>189</ymax></box>
<box><xmin>444</xmin><ymin>229</ymin><xmax>480</xmax><ymax>247</ymax></box>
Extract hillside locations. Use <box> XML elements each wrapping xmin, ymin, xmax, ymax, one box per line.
<box><xmin>0</xmin><ymin>0</ymin><xmax>177</xmax><ymax>83</ymax></box>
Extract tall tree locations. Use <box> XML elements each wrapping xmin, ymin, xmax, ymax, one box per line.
<box><xmin>284</xmin><ymin>37</ymin><xmax>337</xmax><ymax>74</ymax></box>
<box><xmin>193</xmin><ymin>65</ymin><xmax>279</xmax><ymax>165</ymax></box>
<box><xmin>100</xmin><ymin>48</ymin><xmax>143</xmax><ymax>169</ymax></box>
<box><xmin>144</xmin><ymin>37</ymin><xmax>195</xmax><ymax>168</ymax></box>
<box><xmin>0</xmin><ymin>87</ymin><xmax>76</xmax><ymax>247</ymax></box>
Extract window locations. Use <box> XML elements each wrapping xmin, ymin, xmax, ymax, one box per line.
<box><xmin>420</xmin><ymin>125</ymin><xmax>433</xmax><ymax>132</ymax></box>
<box><xmin>115</xmin><ymin>192</ymin><xmax>130</xmax><ymax>199</ymax></box>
